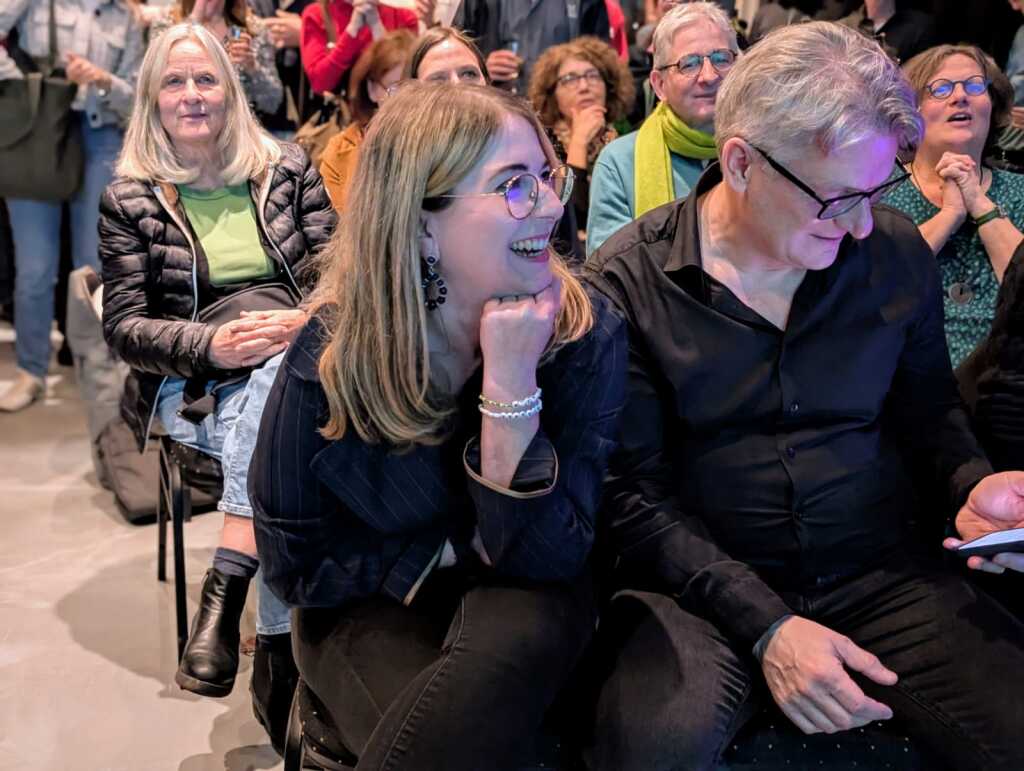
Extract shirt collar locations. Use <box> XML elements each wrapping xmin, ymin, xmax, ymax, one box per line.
<box><xmin>663</xmin><ymin>161</ymin><xmax>723</xmax><ymax>276</ymax></box>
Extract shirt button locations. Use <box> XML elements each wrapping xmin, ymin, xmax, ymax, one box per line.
<box><xmin>786</xmin><ymin>446</ymin><xmax>796</xmax><ymax>459</ymax></box>
<box><xmin>790</xmin><ymin>402</ymin><xmax>800</xmax><ymax>414</ymax></box>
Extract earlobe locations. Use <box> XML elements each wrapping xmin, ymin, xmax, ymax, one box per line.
<box><xmin>720</xmin><ymin>138</ymin><xmax>753</xmax><ymax>193</ymax></box>
<box><xmin>650</xmin><ymin>69</ymin><xmax>665</xmax><ymax>103</ymax></box>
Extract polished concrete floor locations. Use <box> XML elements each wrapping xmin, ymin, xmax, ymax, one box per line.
<box><xmin>0</xmin><ymin>325</ymin><xmax>283</xmax><ymax>771</ymax></box>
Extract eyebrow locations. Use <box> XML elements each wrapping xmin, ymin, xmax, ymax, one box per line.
<box><xmin>485</xmin><ymin>163</ymin><xmax>529</xmax><ymax>183</ymax></box>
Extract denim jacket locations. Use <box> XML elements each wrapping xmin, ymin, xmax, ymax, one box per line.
<box><xmin>0</xmin><ymin>0</ymin><xmax>145</xmax><ymax>127</ymax></box>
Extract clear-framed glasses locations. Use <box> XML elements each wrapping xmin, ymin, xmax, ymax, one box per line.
<box><xmin>925</xmin><ymin>75</ymin><xmax>988</xmax><ymax>100</ymax></box>
<box><xmin>752</xmin><ymin>145</ymin><xmax>910</xmax><ymax>220</ymax></box>
<box><xmin>656</xmin><ymin>48</ymin><xmax>736</xmax><ymax>78</ymax></box>
<box><xmin>555</xmin><ymin>69</ymin><xmax>604</xmax><ymax>90</ymax></box>
<box><xmin>430</xmin><ymin>165</ymin><xmax>575</xmax><ymax>219</ymax></box>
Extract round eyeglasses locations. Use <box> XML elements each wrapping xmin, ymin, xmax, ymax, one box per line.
<box><xmin>925</xmin><ymin>75</ymin><xmax>988</xmax><ymax>100</ymax></box>
<box><xmin>656</xmin><ymin>49</ymin><xmax>736</xmax><ymax>79</ymax></box>
<box><xmin>556</xmin><ymin>69</ymin><xmax>604</xmax><ymax>90</ymax></box>
<box><xmin>430</xmin><ymin>166</ymin><xmax>575</xmax><ymax>220</ymax></box>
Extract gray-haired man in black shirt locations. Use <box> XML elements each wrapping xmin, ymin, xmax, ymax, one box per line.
<box><xmin>584</xmin><ymin>21</ymin><xmax>1024</xmax><ymax>771</ymax></box>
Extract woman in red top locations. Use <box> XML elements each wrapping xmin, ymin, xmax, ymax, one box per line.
<box><xmin>300</xmin><ymin>0</ymin><xmax>418</xmax><ymax>94</ymax></box>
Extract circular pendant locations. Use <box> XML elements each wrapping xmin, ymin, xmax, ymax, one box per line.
<box><xmin>948</xmin><ymin>282</ymin><xmax>974</xmax><ymax>305</ymax></box>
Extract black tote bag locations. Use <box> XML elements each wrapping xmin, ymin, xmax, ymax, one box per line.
<box><xmin>0</xmin><ymin>0</ymin><xmax>83</xmax><ymax>201</ymax></box>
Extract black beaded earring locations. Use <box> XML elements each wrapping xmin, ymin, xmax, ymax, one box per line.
<box><xmin>421</xmin><ymin>255</ymin><xmax>447</xmax><ymax>311</ymax></box>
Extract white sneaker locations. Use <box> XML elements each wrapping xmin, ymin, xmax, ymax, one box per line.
<box><xmin>0</xmin><ymin>369</ymin><xmax>46</xmax><ymax>412</ymax></box>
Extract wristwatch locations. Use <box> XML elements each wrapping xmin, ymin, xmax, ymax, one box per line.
<box><xmin>973</xmin><ymin>204</ymin><xmax>1007</xmax><ymax>227</ymax></box>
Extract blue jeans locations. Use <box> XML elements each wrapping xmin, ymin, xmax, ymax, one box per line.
<box><xmin>156</xmin><ymin>353</ymin><xmax>290</xmax><ymax>635</ymax></box>
<box><xmin>7</xmin><ymin>115</ymin><xmax>123</xmax><ymax>378</ymax></box>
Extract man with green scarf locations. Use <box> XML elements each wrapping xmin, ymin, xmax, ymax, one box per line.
<box><xmin>587</xmin><ymin>2</ymin><xmax>737</xmax><ymax>256</ymax></box>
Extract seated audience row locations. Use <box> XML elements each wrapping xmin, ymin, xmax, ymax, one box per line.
<box><xmin>95</xmin><ymin>14</ymin><xmax>1024</xmax><ymax>771</ymax></box>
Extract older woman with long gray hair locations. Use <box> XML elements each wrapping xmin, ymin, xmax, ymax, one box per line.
<box><xmin>97</xmin><ymin>21</ymin><xmax>334</xmax><ymax>745</ymax></box>
<box><xmin>585</xmin><ymin>20</ymin><xmax>1024</xmax><ymax>771</ymax></box>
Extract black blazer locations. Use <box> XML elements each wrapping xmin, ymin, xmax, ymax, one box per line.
<box><xmin>958</xmin><ymin>243</ymin><xmax>1024</xmax><ymax>471</ymax></box>
<box><xmin>250</xmin><ymin>294</ymin><xmax>627</xmax><ymax>608</ymax></box>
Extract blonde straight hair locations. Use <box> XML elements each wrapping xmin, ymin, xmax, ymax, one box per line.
<box><xmin>116</xmin><ymin>22</ymin><xmax>280</xmax><ymax>184</ymax></box>
<box><xmin>311</xmin><ymin>83</ymin><xmax>594</xmax><ymax>447</ymax></box>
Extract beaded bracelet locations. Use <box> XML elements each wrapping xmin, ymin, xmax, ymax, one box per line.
<box><xmin>479</xmin><ymin>387</ymin><xmax>542</xmax><ymax>410</ymax></box>
<box><xmin>478</xmin><ymin>400</ymin><xmax>542</xmax><ymax>420</ymax></box>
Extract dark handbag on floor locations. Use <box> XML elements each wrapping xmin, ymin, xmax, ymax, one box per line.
<box><xmin>0</xmin><ymin>0</ymin><xmax>83</xmax><ymax>201</ymax></box>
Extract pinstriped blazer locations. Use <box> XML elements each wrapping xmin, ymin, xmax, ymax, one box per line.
<box><xmin>251</xmin><ymin>294</ymin><xmax>628</xmax><ymax>608</ymax></box>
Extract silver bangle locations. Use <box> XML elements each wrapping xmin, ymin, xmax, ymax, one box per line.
<box><xmin>478</xmin><ymin>400</ymin><xmax>542</xmax><ymax>420</ymax></box>
<box><xmin>479</xmin><ymin>387</ymin><xmax>542</xmax><ymax>410</ymax></box>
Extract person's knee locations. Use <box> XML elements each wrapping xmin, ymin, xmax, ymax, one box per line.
<box><xmin>586</xmin><ymin>592</ymin><xmax>754</xmax><ymax>771</ymax></box>
<box><xmin>456</xmin><ymin>583</ymin><xmax>594</xmax><ymax>687</ymax></box>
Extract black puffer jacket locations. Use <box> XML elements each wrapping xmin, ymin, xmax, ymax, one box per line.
<box><xmin>98</xmin><ymin>142</ymin><xmax>336</xmax><ymax>450</ymax></box>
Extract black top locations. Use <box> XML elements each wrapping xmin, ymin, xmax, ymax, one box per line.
<box><xmin>250</xmin><ymin>293</ymin><xmax>627</xmax><ymax>608</ymax></box>
<box><xmin>957</xmin><ymin>242</ymin><xmax>1024</xmax><ymax>472</ymax></box>
<box><xmin>839</xmin><ymin>5</ymin><xmax>939</xmax><ymax>64</ymax></box>
<box><xmin>584</xmin><ymin>164</ymin><xmax>993</xmax><ymax>646</ymax></box>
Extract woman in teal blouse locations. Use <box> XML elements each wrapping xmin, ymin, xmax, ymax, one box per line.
<box><xmin>885</xmin><ymin>45</ymin><xmax>1024</xmax><ymax>369</ymax></box>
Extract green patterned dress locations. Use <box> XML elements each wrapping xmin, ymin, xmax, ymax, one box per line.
<box><xmin>883</xmin><ymin>168</ymin><xmax>1024</xmax><ymax>368</ymax></box>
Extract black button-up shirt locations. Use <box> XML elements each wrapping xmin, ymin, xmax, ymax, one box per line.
<box><xmin>585</xmin><ymin>165</ymin><xmax>992</xmax><ymax>646</ymax></box>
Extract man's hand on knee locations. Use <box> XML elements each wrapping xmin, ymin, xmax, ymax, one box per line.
<box><xmin>761</xmin><ymin>616</ymin><xmax>898</xmax><ymax>735</ymax></box>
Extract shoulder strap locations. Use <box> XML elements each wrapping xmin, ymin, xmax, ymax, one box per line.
<box><xmin>319</xmin><ymin>0</ymin><xmax>337</xmax><ymax>46</ymax></box>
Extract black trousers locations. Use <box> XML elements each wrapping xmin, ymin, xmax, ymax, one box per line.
<box><xmin>586</xmin><ymin>560</ymin><xmax>1024</xmax><ymax>771</ymax></box>
<box><xmin>293</xmin><ymin>570</ymin><xmax>596</xmax><ymax>771</ymax></box>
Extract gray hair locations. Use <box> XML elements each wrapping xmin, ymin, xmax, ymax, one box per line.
<box><xmin>714</xmin><ymin>21</ymin><xmax>922</xmax><ymax>161</ymax></box>
<box><xmin>116</xmin><ymin>23</ymin><xmax>280</xmax><ymax>184</ymax></box>
<box><xmin>652</xmin><ymin>2</ymin><xmax>738</xmax><ymax>69</ymax></box>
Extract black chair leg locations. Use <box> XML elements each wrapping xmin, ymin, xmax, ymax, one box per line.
<box><xmin>170</xmin><ymin>454</ymin><xmax>189</xmax><ymax>661</ymax></box>
<box><xmin>157</xmin><ymin>437</ymin><xmax>171</xmax><ymax>582</ymax></box>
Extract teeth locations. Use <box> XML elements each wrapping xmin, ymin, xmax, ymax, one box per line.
<box><xmin>510</xmin><ymin>237</ymin><xmax>549</xmax><ymax>253</ymax></box>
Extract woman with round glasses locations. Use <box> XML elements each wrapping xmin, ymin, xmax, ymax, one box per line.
<box><xmin>528</xmin><ymin>36</ymin><xmax>635</xmax><ymax>252</ymax></box>
<box><xmin>884</xmin><ymin>45</ymin><xmax>1024</xmax><ymax>368</ymax></box>
<box><xmin>249</xmin><ymin>82</ymin><xmax>626</xmax><ymax>769</ymax></box>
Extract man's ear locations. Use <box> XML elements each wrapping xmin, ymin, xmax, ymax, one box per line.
<box><xmin>720</xmin><ymin>137</ymin><xmax>756</xmax><ymax>193</ymax></box>
<box><xmin>650</xmin><ymin>66</ymin><xmax>666</xmax><ymax>104</ymax></box>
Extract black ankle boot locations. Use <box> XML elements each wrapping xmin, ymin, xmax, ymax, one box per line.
<box><xmin>251</xmin><ymin>632</ymin><xmax>299</xmax><ymax>756</ymax></box>
<box><xmin>175</xmin><ymin>568</ymin><xmax>250</xmax><ymax>697</ymax></box>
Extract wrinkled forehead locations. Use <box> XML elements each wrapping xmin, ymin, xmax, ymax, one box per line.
<box><xmin>665</xmin><ymin>19</ymin><xmax>732</xmax><ymax>59</ymax></box>
<box><xmin>419</xmin><ymin>40</ymin><xmax>480</xmax><ymax>77</ymax></box>
<box><xmin>929</xmin><ymin>53</ymin><xmax>986</xmax><ymax>82</ymax></box>
<box><xmin>459</xmin><ymin>115</ymin><xmax>552</xmax><ymax>190</ymax></box>
<box><xmin>161</xmin><ymin>37</ymin><xmax>222</xmax><ymax>77</ymax></box>
<box><xmin>781</xmin><ymin>132</ymin><xmax>901</xmax><ymax>194</ymax></box>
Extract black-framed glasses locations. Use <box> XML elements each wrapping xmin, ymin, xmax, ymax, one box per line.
<box><xmin>752</xmin><ymin>145</ymin><xmax>910</xmax><ymax>220</ymax></box>
<box><xmin>555</xmin><ymin>69</ymin><xmax>604</xmax><ymax>90</ymax></box>
<box><xmin>430</xmin><ymin>165</ymin><xmax>575</xmax><ymax>220</ymax></box>
<box><xmin>656</xmin><ymin>49</ymin><xmax>736</xmax><ymax>78</ymax></box>
<box><xmin>925</xmin><ymin>75</ymin><xmax>988</xmax><ymax>100</ymax></box>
